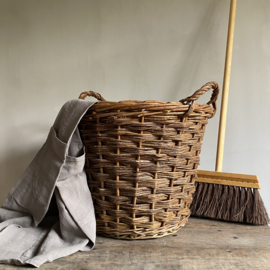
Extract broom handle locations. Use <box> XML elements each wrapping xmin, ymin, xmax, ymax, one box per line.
<box><xmin>215</xmin><ymin>0</ymin><xmax>237</xmax><ymax>172</ymax></box>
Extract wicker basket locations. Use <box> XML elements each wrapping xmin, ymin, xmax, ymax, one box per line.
<box><xmin>78</xmin><ymin>81</ymin><xmax>219</xmax><ymax>239</ymax></box>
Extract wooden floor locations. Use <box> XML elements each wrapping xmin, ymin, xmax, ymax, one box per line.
<box><xmin>0</xmin><ymin>217</ymin><xmax>269</xmax><ymax>270</ymax></box>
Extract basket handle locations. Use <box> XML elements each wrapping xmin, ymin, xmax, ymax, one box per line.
<box><xmin>78</xmin><ymin>91</ymin><xmax>106</xmax><ymax>101</ymax></box>
<box><xmin>179</xmin><ymin>81</ymin><xmax>219</xmax><ymax>117</ymax></box>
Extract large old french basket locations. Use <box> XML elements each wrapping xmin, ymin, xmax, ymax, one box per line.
<box><xmin>78</xmin><ymin>81</ymin><xmax>219</xmax><ymax>239</ymax></box>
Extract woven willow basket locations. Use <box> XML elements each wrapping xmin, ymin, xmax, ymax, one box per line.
<box><xmin>78</xmin><ymin>81</ymin><xmax>219</xmax><ymax>239</ymax></box>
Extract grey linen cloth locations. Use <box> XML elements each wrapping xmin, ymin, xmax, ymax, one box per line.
<box><xmin>0</xmin><ymin>99</ymin><xmax>96</xmax><ymax>267</ymax></box>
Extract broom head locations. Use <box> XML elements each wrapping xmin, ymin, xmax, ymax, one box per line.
<box><xmin>191</xmin><ymin>170</ymin><xmax>269</xmax><ymax>225</ymax></box>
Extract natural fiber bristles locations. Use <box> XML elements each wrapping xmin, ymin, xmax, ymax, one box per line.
<box><xmin>230</xmin><ymin>186</ymin><xmax>240</xmax><ymax>222</ymax></box>
<box><xmin>191</xmin><ymin>182</ymin><xmax>269</xmax><ymax>225</ymax></box>
<box><xmin>203</xmin><ymin>184</ymin><xmax>222</xmax><ymax>218</ymax></box>
<box><xmin>190</xmin><ymin>182</ymin><xmax>203</xmax><ymax>214</ymax></box>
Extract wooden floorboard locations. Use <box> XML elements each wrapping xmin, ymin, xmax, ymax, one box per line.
<box><xmin>0</xmin><ymin>217</ymin><xmax>269</xmax><ymax>270</ymax></box>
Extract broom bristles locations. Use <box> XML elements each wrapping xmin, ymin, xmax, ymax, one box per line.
<box><xmin>244</xmin><ymin>188</ymin><xmax>254</xmax><ymax>224</ymax></box>
<box><xmin>191</xmin><ymin>182</ymin><xmax>269</xmax><ymax>225</ymax></box>
<box><xmin>204</xmin><ymin>184</ymin><xmax>222</xmax><ymax>218</ymax></box>
<box><xmin>253</xmin><ymin>189</ymin><xmax>269</xmax><ymax>225</ymax></box>
<box><xmin>237</xmin><ymin>187</ymin><xmax>247</xmax><ymax>222</ymax></box>
<box><xmin>195</xmin><ymin>183</ymin><xmax>209</xmax><ymax>216</ymax></box>
<box><xmin>196</xmin><ymin>183</ymin><xmax>213</xmax><ymax>216</ymax></box>
<box><xmin>190</xmin><ymin>182</ymin><xmax>203</xmax><ymax>214</ymax></box>
<box><xmin>223</xmin><ymin>185</ymin><xmax>234</xmax><ymax>221</ymax></box>
<box><xmin>216</xmin><ymin>185</ymin><xmax>228</xmax><ymax>220</ymax></box>
<box><xmin>230</xmin><ymin>186</ymin><xmax>240</xmax><ymax>222</ymax></box>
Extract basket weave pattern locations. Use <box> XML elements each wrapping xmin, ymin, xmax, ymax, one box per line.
<box><xmin>79</xmin><ymin>82</ymin><xmax>219</xmax><ymax>239</ymax></box>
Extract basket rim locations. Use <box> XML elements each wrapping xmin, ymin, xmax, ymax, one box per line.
<box><xmin>79</xmin><ymin>81</ymin><xmax>219</xmax><ymax>118</ymax></box>
<box><xmin>85</xmin><ymin>100</ymin><xmax>214</xmax><ymax>113</ymax></box>
<box><xmin>90</xmin><ymin>99</ymin><xmax>213</xmax><ymax>104</ymax></box>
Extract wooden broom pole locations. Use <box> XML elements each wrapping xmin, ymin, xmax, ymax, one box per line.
<box><xmin>215</xmin><ymin>0</ymin><xmax>237</xmax><ymax>172</ymax></box>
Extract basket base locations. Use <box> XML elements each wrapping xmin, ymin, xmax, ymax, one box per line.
<box><xmin>96</xmin><ymin>216</ymin><xmax>190</xmax><ymax>240</ymax></box>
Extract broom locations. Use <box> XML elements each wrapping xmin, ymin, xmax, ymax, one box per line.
<box><xmin>191</xmin><ymin>0</ymin><xmax>269</xmax><ymax>225</ymax></box>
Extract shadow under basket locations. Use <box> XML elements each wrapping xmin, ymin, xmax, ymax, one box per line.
<box><xmin>78</xmin><ymin>81</ymin><xmax>219</xmax><ymax>239</ymax></box>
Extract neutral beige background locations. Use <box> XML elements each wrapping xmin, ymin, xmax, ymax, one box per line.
<box><xmin>0</xmin><ymin>0</ymin><xmax>269</xmax><ymax>216</ymax></box>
